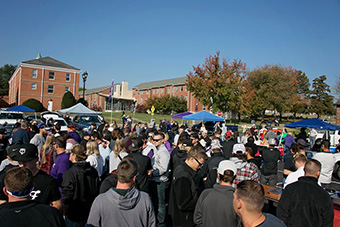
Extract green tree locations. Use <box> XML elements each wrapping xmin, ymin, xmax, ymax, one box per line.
<box><xmin>291</xmin><ymin>70</ymin><xmax>310</xmax><ymax>118</ymax></box>
<box><xmin>186</xmin><ymin>52</ymin><xmax>247</xmax><ymax>115</ymax></box>
<box><xmin>77</xmin><ymin>97</ymin><xmax>88</xmax><ymax>107</ymax></box>
<box><xmin>0</xmin><ymin>64</ymin><xmax>16</xmax><ymax>95</ymax></box>
<box><xmin>144</xmin><ymin>95</ymin><xmax>187</xmax><ymax>115</ymax></box>
<box><xmin>22</xmin><ymin>98</ymin><xmax>44</xmax><ymax>112</ymax></box>
<box><xmin>247</xmin><ymin>65</ymin><xmax>298</xmax><ymax>120</ymax></box>
<box><xmin>310</xmin><ymin>75</ymin><xmax>334</xmax><ymax>118</ymax></box>
<box><xmin>61</xmin><ymin>91</ymin><xmax>76</xmax><ymax>109</ymax></box>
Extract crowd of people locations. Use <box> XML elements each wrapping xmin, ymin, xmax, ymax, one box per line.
<box><xmin>0</xmin><ymin>116</ymin><xmax>336</xmax><ymax>227</ymax></box>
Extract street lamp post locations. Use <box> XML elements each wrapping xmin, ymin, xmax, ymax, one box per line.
<box><xmin>82</xmin><ymin>71</ymin><xmax>88</xmax><ymax>99</ymax></box>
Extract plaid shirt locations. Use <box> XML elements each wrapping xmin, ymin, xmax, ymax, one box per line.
<box><xmin>233</xmin><ymin>162</ymin><xmax>261</xmax><ymax>185</ymax></box>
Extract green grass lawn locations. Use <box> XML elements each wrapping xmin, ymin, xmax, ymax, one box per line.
<box><xmin>101</xmin><ymin>112</ymin><xmax>173</xmax><ymax>125</ymax></box>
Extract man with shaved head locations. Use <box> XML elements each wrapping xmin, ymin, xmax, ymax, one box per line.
<box><xmin>277</xmin><ymin>159</ymin><xmax>334</xmax><ymax>227</ymax></box>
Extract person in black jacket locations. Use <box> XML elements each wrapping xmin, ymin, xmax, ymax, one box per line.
<box><xmin>277</xmin><ymin>159</ymin><xmax>334</xmax><ymax>227</ymax></box>
<box><xmin>0</xmin><ymin>167</ymin><xmax>65</xmax><ymax>227</ymax></box>
<box><xmin>129</xmin><ymin>137</ymin><xmax>152</xmax><ymax>194</ymax></box>
<box><xmin>222</xmin><ymin>131</ymin><xmax>236</xmax><ymax>159</ymax></box>
<box><xmin>62</xmin><ymin>144</ymin><xmax>100</xmax><ymax>226</ymax></box>
<box><xmin>200</xmin><ymin>139</ymin><xmax>226</xmax><ymax>189</ymax></box>
<box><xmin>169</xmin><ymin>146</ymin><xmax>208</xmax><ymax>227</ymax></box>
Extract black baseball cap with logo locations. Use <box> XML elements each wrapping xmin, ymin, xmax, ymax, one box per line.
<box><xmin>9</xmin><ymin>144</ymin><xmax>38</xmax><ymax>162</ymax></box>
<box><xmin>128</xmin><ymin>138</ymin><xmax>143</xmax><ymax>152</ymax></box>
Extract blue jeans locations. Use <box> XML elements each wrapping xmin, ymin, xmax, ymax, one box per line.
<box><xmin>150</xmin><ymin>181</ymin><xmax>169</xmax><ymax>227</ymax></box>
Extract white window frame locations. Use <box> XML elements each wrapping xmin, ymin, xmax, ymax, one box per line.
<box><xmin>31</xmin><ymin>83</ymin><xmax>37</xmax><ymax>90</ymax></box>
<box><xmin>66</xmin><ymin>73</ymin><xmax>70</xmax><ymax>82</ymax></box>
<box><xmin>48</xmin><ymin>85</ymin><xmax>54</xmax><ymax>94</ymax></box>
<box><xmin>32</xmin><ymin>69</ymin><xmax>37</xmax><ymax>78</ymax></box>
<box><xmin>49</xmin><ymin>71</ymin><xmax>55</xmax><ymax>80</ymax></box>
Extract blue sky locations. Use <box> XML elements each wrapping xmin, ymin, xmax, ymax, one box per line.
<box><xmin>1</xmin><ymin>0</ymin><xmax>339</xmax><ymax>94</ymax></box>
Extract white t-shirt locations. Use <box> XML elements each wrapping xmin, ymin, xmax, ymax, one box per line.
<box><xmin>284</xmin><ymin>166</ymin><xmax>304</xmax><ymax>188</ymax></box>
<box><xmin>313</xmin><ymin>152</ymin><xmax>336</xmax><ymax>184</ymax></box>
<box><xmin>86</xmin><ymin>154</ymin><xmax>104</xmax><ymax>177</ymax></box>
<box><xmin>109</xmin><ymin>151</ymin><xmax>128</xmax><ymax>173</ymax></box>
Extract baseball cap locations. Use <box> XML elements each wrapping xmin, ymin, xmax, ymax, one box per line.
<box><xmin>268</xmin><ymin>138</ymin><xmax>276</xmax><ymax>146</ymax></box>
<box><xmin>182</xmin><ymin>139</ymin><xmax>193</xmax><ymax>147</ymax></box>
<box><xmin>9</xmin><ymin>144</ymin><xmax>38</xmax><ymax>162</ymax></box>
<box><xmin>211</xmin><ymin>139</ymin><xmax>222</xmax><ymax>150</ymax></box>
<box><xmin>297</xmin><ymin>139</ymin><xmax>307</xmax><ymax>147</ymax></box>
<box><xmin>217</xmin><ymin>160</ymin><xmax>237</xmax><ymax>176</ymax></box>
<box><xmin>129</xmin><ymin>138</ymin><xmax>143</xmax><ymax>152</ymax></box>
<box><xmin>37</xmin><ymin>123</ymin><xmax>50</xmax><ymax>131</ymax></box>
<box><xmin>225</xmin><ymin>131</ymin><xmax>232</xmax><ymax>137</ymax></box>
<box><xmin>233</xmin><ymin>143</ymin><xmax>246</xmax><ymax>154</ymax></box>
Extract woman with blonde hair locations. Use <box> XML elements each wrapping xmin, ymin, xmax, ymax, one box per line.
<box><xmin>86</xmin><ymin>140</ymin><xmax>104</xmax><ymax>177</ymax></box>
<box><xmin>109</xmin><ymin>137</ymin><xmax>128</xmax><ymax>173</ymax></box>
<box><xmin>40</xmin><ymin>134</ymin><xmax>56</xmax><ymax>174</ymax></box>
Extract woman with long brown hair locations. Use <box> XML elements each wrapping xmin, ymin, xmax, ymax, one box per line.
<box><xmin>40</xmin><ymin>134</ymin><xmax>55</xmax><ymax>174</ymax></box>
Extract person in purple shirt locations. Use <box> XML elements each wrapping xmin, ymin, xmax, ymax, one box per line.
<box><xmin>50</xmin><ymin>136</ymin><xmax>70</xmax><ymax>192</ymax></box>
<box><xmin>66</xmin><ymin>124</ymin><xmax>81</xmax><ymax>143</ymax></box>
<box><xmin>284</xmin><ymin>132</ymin><xmax>295</xmax><ymax>155</ymax></box>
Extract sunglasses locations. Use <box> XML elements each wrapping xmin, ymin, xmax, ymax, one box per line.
<box><xmin>152</xmin><ymin>138</ymin><xmax>162</xmax><ymax>142</ymax></box>
<box><xmin>193</xmin><ymin>157</ymin><xmax>203</xmax><ymax>168</ymax></box>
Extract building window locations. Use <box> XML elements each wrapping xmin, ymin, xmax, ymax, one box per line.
<box><xmin>153</xmin><ymin>90</ymin><xmax>155</xmax><ymax>94</ymax></box>
<box><xmin>185</xmin><ymin>95</ymin><xmax>188</xmax><ymax>100</ymax></box>
<box><xmin>146</xmin><ymin>90</ymin><xmax>149</xmax><ymax>94</ymax></box>
<box><xmin>180</xmin><ymin>86</ymin><xmax>183</xmax><ymax>92</ymax></box>
<box><xmin>32</xmin><ymin>69</ymin><xmax>37</xmax><ymax>78</ymax></box>
<box><xmin>140</xmin><ymin>98</ymin><xmax>143</xmax><ymax>103</ymax></box>
<box><xmin>161</xmin><ymin>88</ymin><xmax>163</xmax><ymax>94</ymax></box>
<box><xmin>185</xmin><ymin>86</ymin><xmax>187</xmax><ymax>91</ymax></box>
<box><xmin>66</xmin><ymin>73</ymin><xmax>70</xmax><ymax>81</ymax></box>
<box><xmin>175</xmin><ymin>87</ymin><xmax>178</xmax><ymax>92</ymax></box>
<box><xmin>31</xmin><ymin>83</ymin><xmax>37</xmax><ymax>90</ymax></box>
<box><xmin>156</xmin><ymin>89</ymin><xmax>159</xmax><ymax>94</ymax></box>
<box><xmin>168</xmin><ymin>88</ymin><xmax>170</xmax><ymax>93</ymax></box>
<box><xmin>137</xmin><ymin>91</ymin><xmax>139</xmax><ymax>95</ymax></box>
<box><xmin>49</xmin><ymin>72</ymin><xmax>55</xmax><ymax>80</ymax></box>
<box><xmin>141</xmin><ymin>90</ymin><xmax>143</xmax><ymax>95</ymax></box>
<box><xmin>145</xmin><ymin>98</ymin><xmax>148</xmax><ymax>101</ymax></box>
<box><xmin>48</xmin><ymin>85</ymin><xmax>54</xmax><ymax>94</ymax></box>
<box><xmin>65</xmin><ymin>87</ymin><xmax>70</xmax><ymax>92</ymax></box>
<box><xmin>180</xmin><ymin>95</ymin><xmax>183</xmax><ymax>99</ymax></box>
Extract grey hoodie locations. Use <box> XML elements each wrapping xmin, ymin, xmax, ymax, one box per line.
<box><xmin>87</xmin><ymin>187</ymin><xmax>155</xmax><ymax>227</ymax></box>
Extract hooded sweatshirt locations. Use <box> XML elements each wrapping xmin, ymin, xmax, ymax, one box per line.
<box><xmin>87</xmin><ymin>187</ymin><xmax>155</xmax><ymax>227</ymax></box>
<box><xmin>0</xmin><ymin>200</ymin><xmax>65</xmax><ymax>227</ymax></box>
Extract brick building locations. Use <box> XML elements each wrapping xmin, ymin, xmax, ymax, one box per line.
<box><xmin>132</xmin><ymin>77</ymin><xmax>204</xmax><ymax>112</ymax></box>
<box><xmin>84</xmin><ymin>81</ymin><xmax>134</xmax><ymax>112</ymax></box>
<box><xmin>8</xmin><ymin>55</ymin><xmax>81</xmax><ymax>110</ymax></box>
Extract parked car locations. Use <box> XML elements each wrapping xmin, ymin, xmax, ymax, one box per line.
<box><xmin>72</xmin><ymin>114</ymin><xmax>102</xmax><ymax>132</ymax></box>
<box><xmin>0</xmin><ymin>110</ymin><xmax>25</xmax><ymax>133</ymax></box>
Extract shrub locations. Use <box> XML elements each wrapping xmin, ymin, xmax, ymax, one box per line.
<box><xmin>22</xmin><ymin>99</ymin><xmax>44</xmax><ymax>112</ymax></box>
<box><xmin>61</xmin><ymin>91</ymin><xmax>76</xmax><ymax>109</ymax></box>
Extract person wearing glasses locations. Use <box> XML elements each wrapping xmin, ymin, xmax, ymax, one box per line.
<box><xmin>169</xmin><ymin>146</ymin><xmax>208</xmax><ymax>227</ymax></box>
<box><xmin>148</xmin><ymin>132</ymin><xmax>170</xmax><ymax>227</ymax></box>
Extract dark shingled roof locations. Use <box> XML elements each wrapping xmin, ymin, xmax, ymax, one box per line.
<box><xmin>22</xmin><ymin>56</ymin><xmax>80</xmax><ymax>70</ymax></box>
<box><xmin>84</xmin><ymin>86</ymin><xmax>111</xmax><ymax>95</ymax></box>
<box><xmin>133</xmin><ymin>77</ymin><xmax>187</xmax><ymax>90</ymax></box>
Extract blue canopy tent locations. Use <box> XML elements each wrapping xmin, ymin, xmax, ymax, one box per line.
<box><xmin>7</xmin><ymin>105</ymin><xmax>35</xmax><ymax>112</ymax></box>
<box><xmin>284</xmin><ymin>118</ymin><xmax>340</xmax><ymax>131</ymax></box>
<box><xmin>183</xmin><ymin>110</ymin><xmax>224</xmax><ymax>122</ymax></box>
